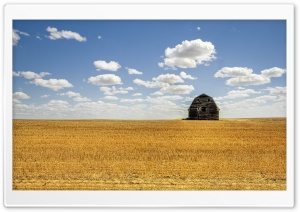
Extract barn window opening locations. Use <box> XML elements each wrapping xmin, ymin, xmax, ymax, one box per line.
<box><xmin>201</xmin><ymin>107</ymin><xmax>206</xmax><ymax>112</ymax></box>
<box><xmin>208</xmin><ymin>99</ymin><xmax>210</xmax><ymax>102</ymax></box>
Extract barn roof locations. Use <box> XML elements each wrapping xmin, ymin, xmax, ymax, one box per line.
<box><xmin>197</xmin><ymin>93</ymin><xmax>211</xmax><ymax>98</ymax></box>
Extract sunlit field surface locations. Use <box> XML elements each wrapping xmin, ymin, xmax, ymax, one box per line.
<box><xmin>13</xmin><ymin>118</ymin><xmax>286</xmax><ymax>190</ymax></box>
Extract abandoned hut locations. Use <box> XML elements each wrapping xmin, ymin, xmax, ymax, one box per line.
<box><xmin>187</xmin><ymin>93</ymin><xmax>220</xmax><ymax>120</ymax></box>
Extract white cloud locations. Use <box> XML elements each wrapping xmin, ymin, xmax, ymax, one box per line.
<box><xmin>15</xmin><ymin>30</ymin><xmax>30</xmax><ymax>36</ymax></box>
<box><xmin>160</xmin><ymin>39</ymin><xmax>216</xmax><ymax>69</ymax></box>
<box><xmin>226</xmin><ymin>74</ymin><xmax>271</xmax><ymax>86</ymax></box>
<box><xmin>36</xmin><ymin>36</ymin><xmax>42</xmax><ymax>40</ymax></box>
<box><xmin>214</xmin><ymin>67</ymin><xmax>253</xmax><ymax>78</ymax></box>
<box><xmin>60</xmin><ymin>91</ymin><xmax>91</xmax><ymax>102</ymax></box>
<box><xmin>237</xmin><ymin>87</ymin><xmax>245</xmax><ymax>90</ymax></box>
<box><xmin>264</xmin><ymin>86</ymin><xmax>286</xmax><ymax>95</ymax></box>
<box><xmin>120</xmin><ymin>98</ymin><xmax>144</xmax><ymax>103</ymax></box>
<box><xmin>261</xmin><ymin>67</ymin><xmax>286</xmax><ymax>78</ymax></box>
<box><xmin>30</xmin><ymin>78</ymin><xmax>73</xmax><ymax>91</ymax></box>
<box><xmin>94</xmin><ymin>60</ymin><xmax>121</xmax><ymax>71</ymax></box>
<box><xmin>158</xmin><ymin>62</ymin><xmax>164</xmax><ymax>68</ymax></box>
<box><xmin>132</xmin><ymin>93</ymin><xmax>142</xmax><ymax>96</ymax></box>
<box><xmin>244</xmin><ymin>95</ymin><xmax>278</xmax><ymax>104</ymax></box>
<box><xmin>46</xmin><ymin>26</ymin><xmax>86</xmax><ymax>42</ymax></box>
<box><xmin>13</xmin><ymin>92</ymin><xmax>30</xmax><ymax>100</ymax></box>
<box><xmin>13</xmin><ymin>29</ymin><xmax>30</xmax><ymax>46</ymax></box>
<box><xmin>159</xmin><ymin>85</ymin><xmax>194</xmax><ymax>95</ymax></box>
<box><xmin>41</xmin><ymin>95</ymin><xmax>50</xmax><ymax>98</ymax></box>
<box><xmin>98</xmin><ymin>35</ymin><xmax>102</xmax><ymax>39</ymax></box>
<box><xmin>13</xmin><ymin>30</ymin><xmax>20</xmax><ymax>46</ymax></box>
<box><xmin>17</xmin><ymin>71</ymin><xmax>40</xmax><ymax>79</ymax></box>
<box><xmin>47</xmin><ymin>100</ymin><xmax>69</xmax><ymax>107</ymax></box>
<box><xmin>60</xmin><ymin>91</ymin><xmax>81</xmax><ymax>97</ymax></box>
<box><xmin>126</xmin><ymin>67</ymin><xmax>143</xmax><ymax>75</ymax></box>
<box><xmin>180</xmin><ymin>71</ymin><xmax>197</xmax><ymax>80</ymax></box>
<box><xmin>100</xmin><ymin>86</ymin><xmax>133</xmax><ymax>95</ymax></box>
<box><xmin>103</xmin><ymin>96</ymin><xmax>119</xmax><ymax>101</ymax></box>
<box><xmin>216</xmin><ymin>93</ymin><xmax>285</xmax><ymax>118</ymax></box>
<box><xmin>13</xmin><ymin>71</ymin><xmax>51</xmax><ymax>79</ymax></box>
<box><xmin>150</xmin><ymin>91</ymin><xmax>164</xmax><ymax>96</ymax></box>
<box><xmin>182</xmin><ymin>97</ymin><xmax>195</xmax><ymax>102</ymax></box>
<box><xmin>133</xmin><ymin>78</ymin><xmax>167</xmax><ymax>88</ymax></box>
<box><xmin>39</xmin><ymin>72</ymin><xmax>51</xmax><ymax>77</ymax></box>
<box><xmin>215</xmin><ymin>67</ymin><xmax>286</xmax><ymax>87</ymax></box>
<box><xmin>216</xmin><ymin>89</ymin><xmax>261</xmax><ymax>100</ymax></box>
<box><xmin>13</xmin><ymin>71</ymin><xmax>19</xmax><ymax>77</ymax></box>
<box><xmin>197</xmin><ymin>27</ymin><xmax>201</xmax><ymax>31</ymax></box>
<box><xmin>145</xmin><ymin>96</ymin><xmax>177</xmax><ymax>107</ymax></box>
<box><xmin>88</xmin><ymin>74</ymin><xmax>122</xmax><ymax>86</ymax></box>
<box><xmin>153</xmin><ymin>74</ymin><xmax>184</xmax><ymax>84</ymax></box>
<box><xmin>73</xmin><ymin>97</ymin><xmax>91</xmax><ymax>102</ymax></box>
<box><xmin>13</xmin><ymin>99</ymin><xmax>21</xmax><ymax>104</ymax></box>
<box><xmin>156</xmin><ymin>95</ymin><xmax>184</xmax><ymax>101</ymax></box>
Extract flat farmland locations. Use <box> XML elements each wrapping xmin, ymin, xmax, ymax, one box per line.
<box><xmin>13</xmin><ymin>118</ymin><xmax>286</xmax><ymax>190</ymax></box>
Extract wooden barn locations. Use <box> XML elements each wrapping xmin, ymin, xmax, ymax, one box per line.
<box><xmin>187</xmin><ymin>93</ymin><xmax>220</xmax><ymax>120</ymax></box>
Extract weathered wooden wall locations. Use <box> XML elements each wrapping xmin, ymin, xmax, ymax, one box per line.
<box><xmin>187</xmin><ymin>94</ymin><xmax>219</xmax><ymax>120</ymax></box>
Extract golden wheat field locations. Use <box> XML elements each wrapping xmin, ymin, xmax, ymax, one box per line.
<box><xmin>13</xmin><ymin>118</ymin><xmax>286</xmax><ymax>190</ymax></box>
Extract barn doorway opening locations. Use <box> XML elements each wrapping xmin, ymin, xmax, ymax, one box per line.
<box><xmin>201</xmin><ymin>107</ymin><xmax>206</xmax><ymax>112</ymax></box>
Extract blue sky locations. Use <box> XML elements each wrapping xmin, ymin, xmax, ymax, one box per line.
<box><xmin>12</xmin><ymin>20</ymin><xmax>286</xmax><ymax>119</ymax></box>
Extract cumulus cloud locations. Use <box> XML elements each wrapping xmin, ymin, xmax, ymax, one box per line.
<box><xmin>197</xmin><ymin>27</ymin><xmax>201</xmax><ymax>31</ymax></box>
<box><xmin>13</xmin><ymin>30</ymin><xmax>21</xmax><ymax>46</ymax></box>
<box><xmin>13</xmin><ymin>71</ymin><xmax>51</xmax><ymax>79</ymax></box>
<box><xmin>41</xmin><ymin>95</ymin><xmax>50</xmax><ymax>98</ymax></box>
<box><xmin>13</xmin><ymin>92</ymin><xmax>30</xmax><ymax>100</ymax></box>
<box><xmin>100</xmin><ymin>86</ymin><xmax>133</xmax><ymax>95</ymax></box>
<box><xmin>182</xmin><ymin>97</ymin><xmax>194</xmax><ymax>102</ymax></box>
<box><xmin>30</xmin><ymin>78</ymin><xmax>73</xmax><ymax>91</ymax></box>
<box><xmin>158</xmin><ymin>62</ymin><xmax>164</xmax><ymax>68</ymax></box>
<box><xmin>133</xmin><ymin>78</ymin><xmax>167</xmax><ymax>88</ymax></box>
<box><xmin>103</xmin><ymin>96</ymin><xmax>119</xmax><ymax>101</ymax></box>
<box><xmin>261</xmin><ymin>67</ymin><xmax>286</xmax><ymax>78</ymax></box>
<box><xmin>60</xmin><ymin>91</ymin><xmax>81</xmax><ymax>97</ymax></box>
<box><xmin>73</xmin><ymin>97</ymin><xmax>91</xmax><ymax>102</ymax></box>
<box><xmin>88</xmin><ymin>74</ymin><xmax>122</xmax><ymax>86</ymax></box>
<box><xmin>126</xmin><ymin>67</ymin><xmax>143</xmax><ymax>75</ymax></box>
<box><xmin>226</xmin><ymin>74</ymin><xmax>270</xmax><ymax>86</ymax></box>
<box><xmin>215</xmin><ymin>67</ymin><xmax>285</xmax><ymax>87</ymax></box>
<box><xmin>47</xmin><ymin>100</ymin><xmax>69</xmax><ymax>107</ymax></box>
<box><xmin>156</xmin><ymin>95</ymin><xmax>184</xmax><ymax>101</ymax></box>
<box><xmin>46</xmin><ymin>26</ymin><xmax>86</xmax><ymax>42</ymax></box>
<box><xmin>60</xmin><ymin>91</ymin><xmax>90</xmax><ymax>102</ymax></box>
<box><xmin>214</xmin><ymin>67</ymin><xmax>253</xmax><ymax>78</ymax></box>
<box><xmin>13</xmin><ymin>29</ymin><xmax>30</xmax><ymax>46</ymax></box>
<box><xmin>36</xmin><ymin>36</ymin><xmax>42</xmax><ymax>40</ymax></box>
<box><xmin>94</xmin><ymin>60</ymin><xmax>121</xmax><ymax>71</ymax></box>
<box><xmin>216</xmin><ymin>93</ymin><xmax>285</xmax><ymax>118</ymax></box>
<box><xmin>180</xmin><ymin>71</ymin><xmax>197</xmax><ymax>80</ymax></box>
<box><xmin>153</xmin><ymin>74</ymin><xmax>184</xmax><ymax>84</ymax></box>
<box><xmin>243</xmin><ymin>95</ymin><xmax>278</xmax><ymax>104</ymax></box>
<box><xmin>150</xmin><ymin>91</ymin><xmax>164</xmax><ymax>96</ymax></box>
<box><xmin>120</xmin><ymin>98</ymin><xmax>144</xmax><ymax>103</ymax></box>
<box><xmin>132</xmin><ymin>93</ymin><xmax>142</xmax><ymax>96</ymax></box>
<box><xmin>159</xmin><ymin>85</ymin><xmax>194</xmax><ymax>95</ymax></box>
<box><xmin>216</xmin><ymin>89</ymin><xmax>261</xmax><ymax>100</ymax></box>
<box><xmin>159</xmin><ymin>39</ymin><xmax>216</xmax><ymax>69</ymax></box>
<box><xmin>264</xmin><ymin>86</ymin><xmax>286</xmax><ymax>95</ymax></box>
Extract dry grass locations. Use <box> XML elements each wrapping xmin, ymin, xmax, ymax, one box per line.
<box><xmin>13</xmin><ymin>118</ymin><xmax>286</xmax><ymax>190</ymax></box>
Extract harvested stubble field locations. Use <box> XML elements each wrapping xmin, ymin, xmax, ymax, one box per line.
<box><xmin>13</xmin><ymin>118</ymin><xmax>286</xmax><ymax>190</ymax></box>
